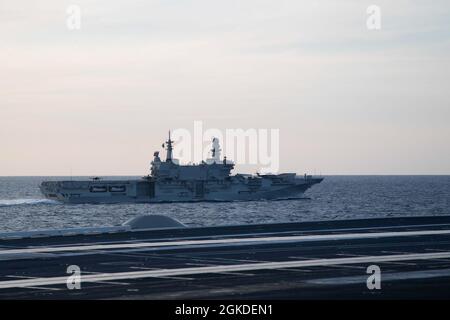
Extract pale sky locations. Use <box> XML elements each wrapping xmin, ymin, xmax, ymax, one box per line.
<box><xmin>1</xmin><ymin>0</ymin><xmax>449</xmax><ymax>175</ymax></box>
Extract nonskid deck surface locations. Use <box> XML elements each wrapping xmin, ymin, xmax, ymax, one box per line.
<box><xmin>1</xmin><ymin>216</ymin><xmax>450</xmax><ymax>299</ymax></box>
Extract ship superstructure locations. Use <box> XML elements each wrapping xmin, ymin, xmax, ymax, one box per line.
<box><xmin>40</xmin><ymin>132</ymin><xmax>323</xmax><ymax>204</ymax></box>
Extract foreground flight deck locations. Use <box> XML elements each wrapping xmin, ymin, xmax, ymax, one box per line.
<box><xmin>1</xmin><ymin>215</ymin><xmax>450</xmax><ymax>299</ymax></box>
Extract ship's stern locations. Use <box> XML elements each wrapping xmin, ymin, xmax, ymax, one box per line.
<box><xmin>39</xmin><ymin>181</ymin><xmax>64</xmax><ymax>202</ymax></box>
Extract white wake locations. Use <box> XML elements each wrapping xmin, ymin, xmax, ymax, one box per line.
<box><xmin>0</xmin><ymin>199</ymin><xmax>59</xmax><ymax>207</ymax></box>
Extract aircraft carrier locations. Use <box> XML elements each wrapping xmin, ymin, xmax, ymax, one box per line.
<box><xmin>1</xmin><ymin>215</ymin><xmax>450</xmax><ymax>299</ymax></box>
<box><xmin>39</xmin><ymin>133</ymin><xmax>323</xmax><ymax>204</ymax></box>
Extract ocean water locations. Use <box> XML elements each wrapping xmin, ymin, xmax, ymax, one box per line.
<box><xmin>0</xmin><ymin>176</ymin><xmax>449</xmax><ymax>232</ymax></box>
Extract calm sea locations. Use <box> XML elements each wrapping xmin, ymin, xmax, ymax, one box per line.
<box><xmin>0</xmin><ymin>176</ymin><xmax>449</xmax><ymax>232</ymax></box>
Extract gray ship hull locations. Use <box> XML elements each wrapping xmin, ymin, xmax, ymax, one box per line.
<box><xmin>39</xmin><ymin>133</ymin><xmax>323</xmax><ymax>204</ymax></box>
<box><xmin>40</xmin><ymin>177</ymin><xmax>323</xmax><ymax>204</ymax></box>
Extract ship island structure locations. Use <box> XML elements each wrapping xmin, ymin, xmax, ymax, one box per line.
<box><xmin>40</xmin><ymin>133</ymin><xmax>323</xmax><ymax>204</ymax></box>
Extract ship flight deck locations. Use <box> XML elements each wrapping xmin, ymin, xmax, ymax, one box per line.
<box><xmin>1</xmin><ymin>215</ymin><xmax>450</xmax><ymax>299</ymax></box>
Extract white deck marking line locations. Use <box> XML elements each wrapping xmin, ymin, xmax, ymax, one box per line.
<box><xmin>23</xmin><ymin>286</ymin><xmax>62</xmax><ymax>291</ymax></box>
<box><xmin>208</xmin><ymin>256</ymin><xmax>269</xmax><ymax>263</ymax></box>
<box><xmin>306</xmin><ymin>268</ymin><xmax>450</xmax><ymax>286</ymax></box>
<box><xmin>381</xmin><ymin>250</ymin><xmax>411</xmax><ymax>254</ymax></box>
<box><xmin>423</xmin><ymin>258</ymin><xmax>450</xmax><ymax>263</ymax></box>
<box><xmin>279</xmin><ymin>268</ymin><xmax>314</xmax><ymax>272</ymax></box>
<box><xmin>2</xmin><ymin>229</ymin><xmax>450</xmax><ymax>256</ymax></box>
<box><xmin>215</xmin><ymin>272</ymin><xmax>255</xmax><ymax>276</ymax></box>
<box><xmin>382</xmin><ymin>261</ymin><xmax>417</xmax><ymax>266</ymax></box>
<box><xmin>322</xmin><ymin>264</ymin><xmax>367</xmax><ymax>269</ymax></box>
<box><xmin>2</xmin><ymin>222</ymin><xmax>450</xmax><ymax>248</ymax></box>
<box><xmin>1</xmin><ymin>251</ymin><xmax>450</xmax><ymax>289</ymax></box>
<box><xmin>154</xmin><ymin>276</ymin><xmax>195</xmax><ymax>280</ymax></box>
<box><xmin>335</xmin><ymin>253</ymin><xmax>368</xmax><ymax>257</ymax></box>
<box><xmin>184</xmin><ymin>263</ymin><xmax>217</xmax><ymax>267</ymax></box>
<box><xmin>128</xmin><ymin>267</ymin><xmax>161</xmax><ymax>270</ymax></box>
<box><xmin>87</xmin><ymin>280</ymin><xmax>130</xmax><ymax>286</ymax></box>
<box><xmin>150</xmin><ymin>222</ymin><xmax>450</xmax><ymax>242</ymax></box>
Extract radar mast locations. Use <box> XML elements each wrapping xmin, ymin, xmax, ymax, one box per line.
<box><xmin>211</xmin><ymin>138</ymin><xmax>221</xmax><ymax>162</ymax></box>
<box><xmin>165</xmin><ymin>131</ymin><xmax>174</xmax><ymax>163</ymax></box>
